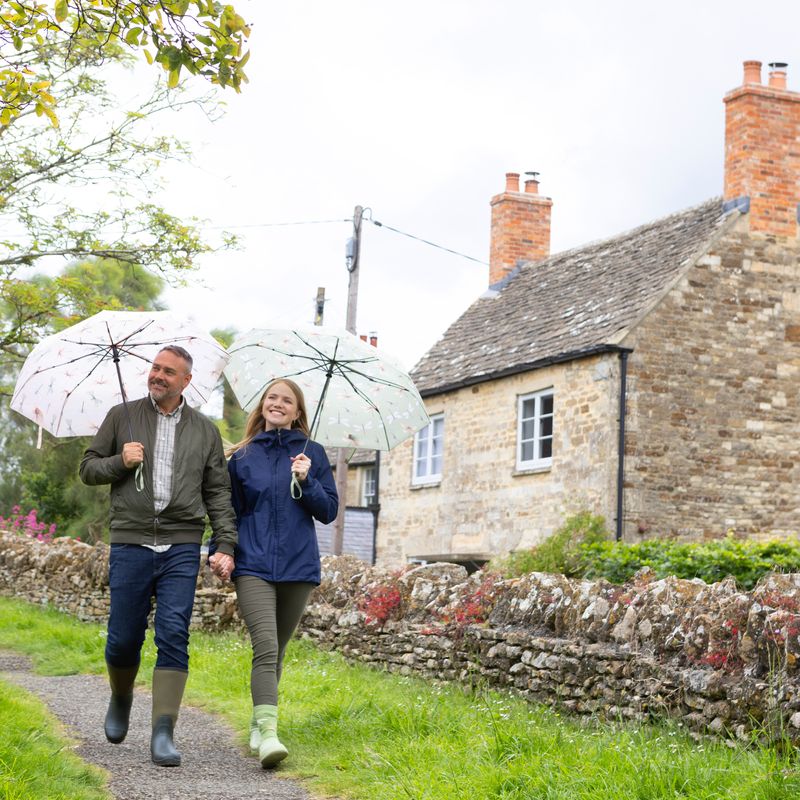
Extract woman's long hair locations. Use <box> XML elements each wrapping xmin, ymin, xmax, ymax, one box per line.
<box><xmin>226</xmin><ymin>378</ymin><xmax>311</xmax><ymax>457</ymax></box>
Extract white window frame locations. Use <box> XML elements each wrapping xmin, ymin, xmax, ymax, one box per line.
<box><xmin>361</xmin><ymin>466</ymin><xmax>376</xmax><ymax>506</ymax></box>
<box><xmin>516</xmin><ymin>389</ymin><xmax>554</xmax><ymax>471</ymax></box>
<box><xmin>412</xmin><ymin>413</ymin><xmax>444</xmax><ymax>485</ymax></box>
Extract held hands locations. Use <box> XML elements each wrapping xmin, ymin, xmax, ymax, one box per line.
<box><xmin>122</xmin><ymin>441</ymin><xmax>144</xmax><ymax>469</ymax></box>
<box><xmin>290</xmin><ymin>453</ymin><xmax>311</xmax><ymax>483</ymax></box>
<box><xmin>209</xmin><ymin>553</ymin><xmax>234</xmax><ymax>582</ymax></box>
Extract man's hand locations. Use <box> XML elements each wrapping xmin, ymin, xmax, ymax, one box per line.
<box><xmin>122</xmin><ymin>442</ymin><xmax>144</xmax><ymax>468</ymax></box>
<box><xmin>209</xmin><ymin>553</ymin><xmax>234</xmax><ymax>582</ymax></box>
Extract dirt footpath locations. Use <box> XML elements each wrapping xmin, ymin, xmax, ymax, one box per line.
<box><xmin>0</xmin><ymin>652</ymin><xmax>314</xmax><ymax>800</ymax></box>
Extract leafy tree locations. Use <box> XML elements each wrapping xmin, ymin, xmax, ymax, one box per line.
<box><xmin>1</xmin><ymin>0</ymin><xmax>250</xmax><ymax>127</ymax></box>
<box><xmin>0</xmin><ymin>257</ymin><xmax>166</xmax><ymax>540</ymax></box>
<box><xmin>0</xmin><ymin>25</ymin><xmax>235</xmax><ymax>375</ymax></box>
<box><xmin>209</xmin><ymin>325</ymin><xmax>246</xmax><ymax>445</ymax></box>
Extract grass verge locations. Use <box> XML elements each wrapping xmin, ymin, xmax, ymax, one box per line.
<box><xmin>1</xmin><ymin>596</ymin><xmax>799</xmax><ymax>799</ymax></box>
<box><xmin>0</xmin><ymin>674</ymin><xmax>108</xmax><ymax>800</ymax></box>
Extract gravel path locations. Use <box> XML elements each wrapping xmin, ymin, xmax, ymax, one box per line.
<box><xmin>0</xmin><ymin>652</ymin><xmax>316</xmax><ymax>800</ymax></box>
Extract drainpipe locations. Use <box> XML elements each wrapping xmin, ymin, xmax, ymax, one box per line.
<box><xmin>615</xmin><ymin>349</ymin><xmax>632</xmax><ymax>541</ymax></box>
<box><xmin>370</xmin><ymin>450</ymin><xmax>380</xmax><ymax>564</ymax></box>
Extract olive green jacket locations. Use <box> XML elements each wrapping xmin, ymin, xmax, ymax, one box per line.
<box><xmin>79</xmin><ymin>396</ymin><xmax>237</xmax><ymax>555</ymax></box>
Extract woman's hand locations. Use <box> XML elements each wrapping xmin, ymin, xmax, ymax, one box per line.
<box><xmin>290</xmin><ymin>453</ymin><xmax>311</xmax><ymax>483</ymax></box>
<box><xmin>209</xmin><ymin>552</ymin><xmax>234</xmax><ymax>582</ymax></box>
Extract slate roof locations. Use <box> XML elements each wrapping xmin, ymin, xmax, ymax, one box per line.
<box><xmin>411</xmin><ymin>197</ymin><xmax>734</xmax><ymax>396</ymax></box>
<box><xmin>324</xmin><ymin>447</ymin><xmax>376</xmax><ymax>466</ymax></box>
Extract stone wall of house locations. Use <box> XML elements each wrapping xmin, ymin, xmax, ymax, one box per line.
<box><xmin>6</xmin><ymin>532</ymin><xmax>800</xmax><ymax>742</ymax></box>
<box><xmin>623</xmin><ymin>218</ymin><xmax>800</xmax><ymax>541</ymax></box>
<box><xmin>377</xmin><ymin>354</ymin><xmax>620</xmax><ymax>566</ymax></box>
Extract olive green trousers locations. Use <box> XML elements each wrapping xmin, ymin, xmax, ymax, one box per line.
<box><xmin>234</xmin><ymin>575</ymin><xmax>315</xmax><ymax>705</ymax></box>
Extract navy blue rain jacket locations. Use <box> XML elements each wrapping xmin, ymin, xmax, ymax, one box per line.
<box><xmin>227</xmin><ymin>428</ymin><xmax>338</xmax><ymax>585</ymax></box>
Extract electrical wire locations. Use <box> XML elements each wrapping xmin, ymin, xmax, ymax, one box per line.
<box><xmin>204</xmin><ymin>212</ymin><xmax>488</xmax><ymax>267</ymax></box>
<box><xmin>366</xmin><ymin>218</ymin><xmax>488</xmax><ymax>265</ymax></box>
<box><xmin>207</xmin><ymin>219</ymin><xmax>350</xmax><ymax>230</ymax></box>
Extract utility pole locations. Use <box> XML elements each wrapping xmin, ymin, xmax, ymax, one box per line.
<box><xmin>314</xmin><ymin>287</ymin><xmax>325</xmax><ymax>326</ymax></box>
<box><xmin>331</xmin><ymin>206</ymin><xmax>363</xmax><ymax>555</ymax></box>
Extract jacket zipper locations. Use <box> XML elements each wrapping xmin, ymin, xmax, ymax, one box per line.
<box><xmin>272</xmin><ymin>429</ymin><xmax>282</xmax><ymax>577</ymax></box>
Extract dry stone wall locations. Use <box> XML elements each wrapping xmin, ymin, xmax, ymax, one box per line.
<box><xmin>3</xmin><ymin>531</ymin><xmax>800</xmax><ymax>742</ymax></box>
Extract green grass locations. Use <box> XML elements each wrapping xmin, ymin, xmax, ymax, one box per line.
<box><xmin>0</xmin><ymin>675</ymin><xmax>108</xmax><ymax>800</ymax></box>
<box><xmin>1</xmin><ymin>596</ymin><xmax>799</xmax><ymax>799</ymax></box>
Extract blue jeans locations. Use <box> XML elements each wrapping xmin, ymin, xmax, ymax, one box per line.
<box><xmin>106</xmin><ymin>543</ymin><xmax>200</xmax><ymax>671</ymax></box>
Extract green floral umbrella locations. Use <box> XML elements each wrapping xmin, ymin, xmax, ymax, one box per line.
<box><xmin>224</xmin><ymin>326</ymin><xmax>430</xmax><ymax>451</ymax></box>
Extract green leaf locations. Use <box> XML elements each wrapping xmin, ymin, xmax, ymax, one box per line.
<box><xmin>54</xmin><ymin>0</ymin><xmax>68</xmax><ymax>23</ymax></box>
<box><xmin>124</xmin><ymin>26</ymin><xmax>143</xmax><ymax>45</ymax></box>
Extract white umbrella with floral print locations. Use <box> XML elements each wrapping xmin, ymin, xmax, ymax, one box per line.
<box><xmin>224</xmin><ymin>326</ymin><xmax>430</xmax><ymax>451</ymax></box>
<box><xmin>11</xmin><ymin>310</ymin><xmax>229</xmax><ymax>441</ymax></box>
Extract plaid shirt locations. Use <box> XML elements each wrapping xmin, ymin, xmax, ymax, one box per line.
<box><xmin>150</xmin><ymin>395</ymin><xmax>184</xmax><ymax>515</ymax></box>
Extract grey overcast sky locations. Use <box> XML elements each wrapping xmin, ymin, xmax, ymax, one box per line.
<box><xmin>154</xmin><ymin>0</ymin><xmax>800</xmax><ymax>369</ymax></box>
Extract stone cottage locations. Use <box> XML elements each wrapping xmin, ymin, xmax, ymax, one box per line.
<box><xmin>376</xmin><ymin>60</ymin><xmax>800</xmax><ymax>568</ymax></box>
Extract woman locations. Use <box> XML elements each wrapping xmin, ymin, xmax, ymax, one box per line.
<box><xmin>225</xmin><ymin>378</ymin><xmax>338</xmax><ymax>768</ymax></box>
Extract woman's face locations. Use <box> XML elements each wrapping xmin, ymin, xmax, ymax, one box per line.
<box><xmin>261</xmin><ymin>382</ymin><xmax>300</xmax><ymax>430</ymax></box>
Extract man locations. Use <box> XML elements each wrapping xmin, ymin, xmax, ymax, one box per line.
<box><xmin>80</xmin><ymin>345</ymin><xmax>236</xmax><ymax>767</ymax></box>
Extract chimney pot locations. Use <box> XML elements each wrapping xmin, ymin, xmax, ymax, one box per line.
<box><xmin>504</xmin><ymin>172</ymin><xmax>520</xmax><ymax>193</ymax></box>
<box><xmin>743</xmin><ymin>60</ymin><xmax>762</xmax><ymax>85</ymax></box>
<box><xmin>490</xmin><ymin>170</ymin><xmax>552</xmax><ymax>285</ymax></box>
<box><xmin>369</xmin><ymin>334</ymin><xmax>378</xmax><ymax>347</ymax></box>
<box><xmin>768</xmin><ymin>62</ymin><xmax>788</xmax><ymax>89</ymax></box>
<box><xmin>725</xmin><ymin>59</ymin><xmax>800</xmax><ymax>237</ymax></box>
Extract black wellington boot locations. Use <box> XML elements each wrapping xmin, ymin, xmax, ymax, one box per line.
<box><xmin>150</xmin><ymin>715</ymin><xmax>181</xmax><ymax>767</ymax></box>
<box><xmin>150</xmin><ymin>668</ymin><xmax>188</xmax><ymax>767</ymax></box>
<box><xmin>104</xmin><ymin>692</ymin><xmax>134</xmax><ymax>743</ymax></box>
<box><xmin>104</xmin><ymin>663</ymin><xmax>139</xmax><ymax>743</ymax></box>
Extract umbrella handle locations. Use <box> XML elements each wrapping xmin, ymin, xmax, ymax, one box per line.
<box><xmin>290</xmin><ymin>473</ymin><xmax>303</xmax><ymax>500</ymax></box>
<box><xmin>134</xmin><ymin>463</ymin><xmax>144</xmax><ymax>493</ymax></box>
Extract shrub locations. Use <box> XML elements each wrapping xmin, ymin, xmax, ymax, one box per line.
<box><xmin>491</xmin><ymin>511</ymin><xmax>610</xmax><ymax>578</ymax></box>
<box><xmin>579</xmin><ymin>535</ymin><xmax>800</xmax><ymax>590</ymax></box>
<box><xmin>490</xmin><ymin>510</ymin><xmax>800</xmax><ymax>590</ymax></box>
<box><xmin>0</xmin><ymin>506</ymin><xmax>57</xmax><ymax>542</ymax></box>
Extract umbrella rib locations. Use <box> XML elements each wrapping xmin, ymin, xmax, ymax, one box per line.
<box><xmin>52</xmin><ymin>352</ymin><xmax>125</xmax><ymax>435</ymax></box>
<box><xmin>329</xmin><ymin>362</ymin><xmax>393</xmax><ymax>449</ymax></box>
<box><xmin>236</xmin><ymin>362</ymin><xmax>334</xmax><ymax>411</ymax></box>
<box><xmin>332</xmin><ymin>361</ymin><xmax>415</xmax><ymax>393</ymax></box>
<box><xmin>11</xmin><ymin>345</ymin><xmax>115</xmax><ymax>397</ymax></box>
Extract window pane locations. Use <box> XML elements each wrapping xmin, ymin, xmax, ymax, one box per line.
<box><xmin>521</xmin><ymin>440</ymin><xmax>534</xmax><ymax>463</ymax></box>
<box><xmin>431</xmin><ymin>454</ymin><xmax>442</xmax><ymax>475</ymax></box>
<box><xmin>521</xmin><ymin>398</ymin><xmax>536</xmax><ymax>420</ymax></box>
<box><xmin>541</xmin><ymin>394</ymin><xmax>554</xmax><ymax>415</ymax></box>
<box><xmin>540</xmin><ymin>416</ymin><xmax>553</xmax><ymax>438</ymax></box>
<box><xmin>521</xmin><ymin>419</ymin><xmax>534</xmax><ymax>440</ymax></box>
<box><xmin>540</xmin><ymin>438</ymin><xmax>553</xmax><ymax>459</ymax></box>
<box><xmin>433</xmin><ymin>416</ymin><xmax>444</xmax><ymax>436</ymax></box>
<box><xmin>416</xmin><ymin>434</ymin><xmax>429</xmax><ymax>462</ymax></box>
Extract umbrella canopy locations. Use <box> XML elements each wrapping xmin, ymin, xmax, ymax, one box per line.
<box><xmin>224</xmin><ymin>327</ymin><xmax>430</xmax><ymax>450</ymax></box>
<box><xmin>11</xmin><ymin>310</ymin><xmax>229</xmax><ymax>438</ymax></box>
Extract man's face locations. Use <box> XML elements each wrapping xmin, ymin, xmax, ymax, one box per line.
<box><xmin>148</xmin><ymin>350</ymin><xmax>192</xmax><ymax>405</ymax></box>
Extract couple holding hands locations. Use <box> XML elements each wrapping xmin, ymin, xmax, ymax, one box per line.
<box><xmin>79</xmin><ymin>345</ymin><xmax>339</xmax><ymax>769</ymax></box>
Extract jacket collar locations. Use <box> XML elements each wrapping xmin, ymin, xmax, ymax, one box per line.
<box><xmin>252</xmin><ymin>427</ymin><xmax>309</xmax><ymax>447</ymax></box>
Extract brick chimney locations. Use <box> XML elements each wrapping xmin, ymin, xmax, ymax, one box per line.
<box><xmin>489</xmin><ymin>171</ymin><xmax>552</xmax><ymax>286</ymax></box>
<box><xmin>724</xmin><ymin>60</ymin><xmax>800</xmax><ymax>237</ymax></box>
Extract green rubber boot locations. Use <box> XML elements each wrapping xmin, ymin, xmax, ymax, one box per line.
<box><xmin>104</xmin><ymin>663</ymin><xmax>139</xmax><ymax>743</ymax></box>
<box><xmin>249</xmin><ymin>708</ymin><xmax>260</xmax><ymax>753</ymax></box>
<box><xmin>254</xmin><ymin>704</ymin><xmax>288</xmax><ymax>768</ymax></box>
<box><xmin>150</xmin><ymin>668</ymin><xmax>187</xmax><ymax>767</ymax></box>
